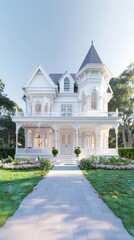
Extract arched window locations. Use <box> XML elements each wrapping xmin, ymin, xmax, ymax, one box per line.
<box><xmin>91</xmin><ymin>91</ymin><xmax>97</xmax><ymax>109</ymax></box>
<box><xmin>64</xmin><ymin>77</ymin><xmax>70</xmax><ymax>91</ymax></box>
<box><xmin>35</xmin><ymin>103</ymin><xmax>41</xmax><ymax>114</ymax></box>
<box><xmin>82</xmin><ymin>94</ymin><xmax>87</xmax><ymax>111</ymax></box>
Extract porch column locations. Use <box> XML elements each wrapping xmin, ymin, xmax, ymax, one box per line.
<box><xmin>86</xmin><ymin>134</ymin><xmax>90</xmax><ymax>155</ymax></box>
<box><xmin>79</xmin><ymin>133</ymin><xmax>82</xmax><ymax>147</ymax></box>
<box><xmin>86</xmin><ymin>96</ymin><xmax>90</xmax><ymax>111</ymax></box>
<box><xmin>115</xmin><ymin>125</ymin><xmax>118</xmax><ymax>149</ymax></box>
<box><xmin>16</xmin><ymin>126</ymin><xmax>18</xmax><ymax>154</ymax></box>
<box><xmin>87</xmin><ymin>134</ymin><xmax>90</xmax><ymax>148</ymax></box>
<box><xmin>16</xmin><ymin>123</ymin><xmax>21</xmax><ymax>155</ymax></box>
<box><xmin>32</xmin><ymin>129</ymin><xmax>35</xmax><ymax>148</ymax></box>
<box><xmin>42</xmin><ymin>130</ymin><xmax>44</xmax><ymax>149</ymax></box>
<box><xmin>24</xmin><ymin>128</ymin><xmax>27</xmax><ymax>148</ymax></box>
<box><xmin>95</xmin><ymin>129</ymin><xmax>101</xmax><ymax>154</ymax></box>
<box><xmin>54</xmin><ymin>130</ymin><xmax>58</xmax><ymax>149</ymax></box>
<box><xmin>105</xmin><ymin>131</ymin><xmax>109</xmax><ymax>148</ymax></box>
<box><xmin>89</xmin><ymin>95</ymin><xmax>91</xmax><ymax>110</ymax></box>
<box><xmin>75</xmin><ymin>130</ymin><xmax>79</xmax><ymax>148</ymax></box>
<box><xmin>95</xmin><ymin>132</ymin><xmax>101</xmax><ymax>149</ymax></box>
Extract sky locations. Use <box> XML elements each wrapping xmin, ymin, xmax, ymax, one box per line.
<box><xmin>0</xmin><ymin>0</ymin><xmax>134</xmax><ymax>110</ymax></box>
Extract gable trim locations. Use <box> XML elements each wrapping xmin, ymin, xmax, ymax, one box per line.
<box><xmin>22</xmin><ymin>63</ymin><xmax>57</xmax><ymax>89</ymax></box>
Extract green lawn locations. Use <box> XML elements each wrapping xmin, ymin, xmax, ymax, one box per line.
<box><xmin>82</xmin><ymin>169</ymin><xmax>134</xmax><ymax>237</ymax></box>
<box><xmin>0</xmin><ymin>168</ymin><xmax>48</xmax><ymax>227</ymax></box>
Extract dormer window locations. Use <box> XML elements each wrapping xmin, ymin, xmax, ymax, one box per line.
<box><xmin>64</xmin><ymin>77</ymin><xmax>70</xmax><ymax>92</ymax></box>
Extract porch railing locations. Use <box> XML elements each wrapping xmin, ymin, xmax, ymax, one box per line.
<box><xmin>14</xmin><ymin>110</ymin><xmax>118</xmax><ymax>118</ymax></box>
<box><xmin>16</xmin><ymin>148</ymin><xmax>118</xmax><ymax>156</ymax></box>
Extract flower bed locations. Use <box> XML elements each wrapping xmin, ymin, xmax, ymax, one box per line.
<box><xmin>0</xmin><ymin>160</ymin><xmax>40</xmax><ymax>169</ymax></box>
<box><xmin>91</xmin><ymin>163</ymin><xmax>134</xmax><ymax>170</ymax></box>
<box><xmin>0</xmin><ymin>158</ymin><xmax>53</xmax><ymax>170</ymax></box>
<box><xmin>79</xmin><ymin>155</ymin><xmax>134</xmax><ymax>170</ymax></box>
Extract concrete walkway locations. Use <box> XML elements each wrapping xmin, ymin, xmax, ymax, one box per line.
<box><xmin>0</xmin><ymin>165</ymin><xmax>133</xmax><ymax>240</ymax></box>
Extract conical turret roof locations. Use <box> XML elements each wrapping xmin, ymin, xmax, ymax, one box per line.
<box><xmin>79</xmin><ymin>41</ymin><xmax>102</xmax><ymax>71</ymax></box>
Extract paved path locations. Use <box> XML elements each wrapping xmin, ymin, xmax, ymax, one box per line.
<box><xmin>0</xmin><ymin>165</ymin><xmax>133</xmax><ymax>240</ymax></box>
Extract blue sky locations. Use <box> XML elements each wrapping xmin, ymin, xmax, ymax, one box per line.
<box><xmin>0</xmin><ymin>0</ymin><xmax>134</xmax><ymax>110</ymax></box>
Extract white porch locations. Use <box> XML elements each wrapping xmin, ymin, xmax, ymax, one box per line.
<box><xmin>15</xmin><ymin>124</ymin><xmax>119</xmax><ymax>159</ymax></box>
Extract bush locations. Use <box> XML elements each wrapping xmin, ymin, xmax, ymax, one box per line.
<box><xmin>37</xmin><ymin>157</ymin><xmax>53</xmax><ymax>170</ymax></box>
<box><xmin>79</xmin><ymin>157</ymin><xmax>95</xmax><ymax>169</ymax></box>
<box><xmin>118</xmin><ymin>148</ymin><xmax>134</xmax><ymax>160</ymax></box>
<box><xmin>0</xmin><ymin>148</ymin><xmax>15</xmax><ymax>159</ymax></box>
<box><xmin>74</xmin><ymin>148</ymin><xmax>81</xmax><ymax>156</ymax></box>
<box><xmin>8</xmin><ymin>155</ymin><xmax>19</xmax><ymax>165</ymax></box>
<box><xmin>52</xmin><ymin>148</ymin><xmax>58</xmax><ymax>156</ymax></box>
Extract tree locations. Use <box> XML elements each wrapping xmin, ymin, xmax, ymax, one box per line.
<box><xmin>0</xmin><ymin>79</ymin><xmax>24</xmax><ymax>148</ymax></box>
<box><xmin>109</xmin><ymin>63</ymin><xmax>134</xmax><ymax>147</ymax></box>
<box><xmin>0</xmin><ymin>79</ymin><xmax>15</xmax><ymax>116</ymax></box>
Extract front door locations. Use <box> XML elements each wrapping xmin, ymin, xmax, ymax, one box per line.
<box><xmin>61</xmin><ymin>134</ymin><xmax>73</xmax><ymax>154</ymax></box>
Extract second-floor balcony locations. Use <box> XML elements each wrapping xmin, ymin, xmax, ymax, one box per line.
<box><xmin>14</xmin><ymin>109</ymin><xmax>119</xmax><ymax>118</ymax></box>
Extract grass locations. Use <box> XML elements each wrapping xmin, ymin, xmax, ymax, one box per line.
<box><xmin>0</xmin><ymin>168</ymin><xmax>48</xmax><ymax>227</ymax></box>
<box><xmin>82</xmin><ymin>169</ymin><xmax>134</xmax><ymax>237</ymax></box>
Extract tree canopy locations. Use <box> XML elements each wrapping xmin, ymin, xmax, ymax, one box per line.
<box><xmin>109</xmin><ymin>63</ymin><xmax>134</xmax><ymax>147</ymax></box>
<box><xmin>0</xmin><ymin>79</ymin><xmax>24</xmax><ymax>148</ymax></box>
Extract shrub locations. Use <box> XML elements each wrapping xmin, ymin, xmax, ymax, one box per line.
<box><xmin>118</xmin><ymin>148</ymin><xmax>134</xmax><ymax>160</ymax></box>
<box><xmin>74</xmin><ymin>148</ymin><xmax>81</xmax><ymax>156</ymax></box>
<box><xmin>38</xmin><ymin>157</ymin><xmax>53</xmax><ymax>170</ymax></box>
<box><xmin>52</xmin><ymin>148</ymin><xmax>58</xmax><ymax>156</ymax></box>
<box><xmin>79</xmin><ymin>157</ymin><xmax>94</xmax><ymax>169</ymax></box>
<box><xmin>8</xmin><ymin>155</ymin><xmax>19</xmax><ymax>165</ymax></box>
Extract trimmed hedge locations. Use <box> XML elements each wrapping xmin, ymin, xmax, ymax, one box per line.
<box><xmin>118</xmin><ymin>148</ymin><xmax>134</xmax><ymax>160</ymax></box>
<box><xmin>0</xmin><ymin>148</ymin><xmax>15</xmax><ymax>159</ymax></box>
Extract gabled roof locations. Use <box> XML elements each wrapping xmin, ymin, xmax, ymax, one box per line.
<box><xmin>49</xmin><ymin>73</ymin><xmax>75</xmax><ymax>84</ymax></box>
<box><xmin>22</xmin><ymin>63</ymin><xmax>57</xmax><ymax>89</ymax></box>
<box><xmin>79</xmin><ymin>41</ymin><xmax>102</xmax><ymax>71</ymax></box>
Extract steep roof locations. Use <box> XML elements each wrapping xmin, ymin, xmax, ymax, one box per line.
<box><xmin>79</xmin><ymin>42</ymin><xmax>102</xmax><ymax>71</ymax></box>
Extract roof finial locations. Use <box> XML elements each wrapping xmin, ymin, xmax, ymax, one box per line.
<box><xmin>91</xmin><ymin>40</ymin><xmax>93</xmax><ymax>45</ymax></box>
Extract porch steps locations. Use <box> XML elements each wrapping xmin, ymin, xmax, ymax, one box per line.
<box><xmin>53</xmin><ymin>155</ymin><xmax>77</xmax><ymax>165</ymax></box>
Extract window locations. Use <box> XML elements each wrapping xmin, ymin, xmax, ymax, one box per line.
<box><xmin>35</xmin><ymin>133</ymin><xmax>42</xmax><ymax>148</ymax></box>
<box><xmin>91</xmin><ymin>91</ymin><xmax>97</xmax><ymax>109</ymax></box>
<box><xmin>61</xmin><ymin>104</ymin><xmax>72</xmax><ymax>116</ymax></box>
<box><xmin>64</xmin><ymin>77</ymin><xmax>70</xmax><ymax>91</ymax></box>
<box><xmin>35</xmin><ymin>103</ymin><xmax>41</xmax><ymax>114</ymax></box>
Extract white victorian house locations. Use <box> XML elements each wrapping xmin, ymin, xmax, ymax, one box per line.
<box><xmin>13</xmin><ymin>42</ymin><xmax>121</xmax><ymax>159</ymax></box>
